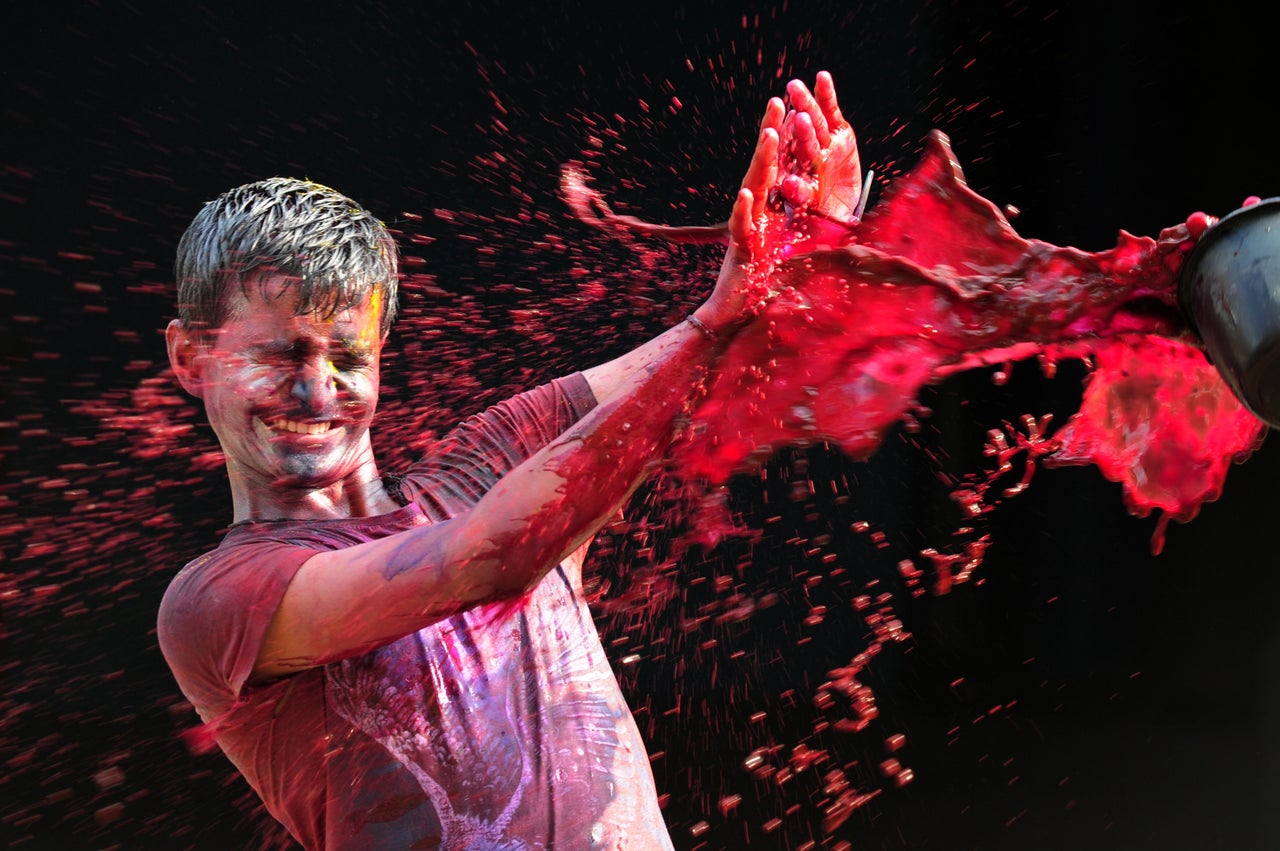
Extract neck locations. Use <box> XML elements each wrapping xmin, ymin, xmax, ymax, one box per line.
<box><xmin>227</xmin><ymin>457</ymin><xmax>403</xmax><ymax>525</ymax></box>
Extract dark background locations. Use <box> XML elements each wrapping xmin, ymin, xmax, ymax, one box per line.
<box><xmin>4</xmin><ymin>1</ymin><xmax>1280</xmax><ymax>849</ymax></box>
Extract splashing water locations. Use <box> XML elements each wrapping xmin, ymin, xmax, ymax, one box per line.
<box><xmin>569</xmin><ymin>129</ymin><xmax>1265</xmax><ymax>551</ymax></box>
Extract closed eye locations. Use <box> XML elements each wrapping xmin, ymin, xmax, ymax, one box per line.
<box><xmin>336</xmin><ymin>339</ymin><xmax>376</xmax><ymax>369</ymax></box>
<box><xmin>247</xmin><ymin>343</ymin><xmax>297</xmax><ymax>363</ymax></box>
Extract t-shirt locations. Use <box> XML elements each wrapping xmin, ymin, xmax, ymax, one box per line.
<box><xmin>158</xmin><ymin>375</ymin><xmax>674</xmax><ymax>850</ymax></box>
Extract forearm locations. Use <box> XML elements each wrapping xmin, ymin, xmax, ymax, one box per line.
<box><xmin>451</xmin><ymin>315</ymin><xmax>723</xmax><ymax>581</ymax></box>
<box><xmin>583</xmin><ymin>304</ymin><xmax>732</xmax><ymax>403</ymax></box>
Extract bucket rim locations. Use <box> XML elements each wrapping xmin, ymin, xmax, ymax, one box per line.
<box><xmin>1179</xmin><ymin>196</ymin><xmax>1280</xmax><ymax>320</ymax></box>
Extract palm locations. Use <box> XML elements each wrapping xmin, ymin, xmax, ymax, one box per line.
<box><xmin>778</xmin><ymin>72</ymin><xmax>863</xmax><ymax>224</ymax></box>
<box><xmin>807</xmin><ymin>121</ymin><xmax>861</xmax><ymax>223</ymax></box>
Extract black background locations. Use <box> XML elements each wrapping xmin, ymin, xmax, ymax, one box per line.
<box><xmin>4</xmin><ymin>1</ymin><xmax>1280</xmax><ymax>849</ymax></box>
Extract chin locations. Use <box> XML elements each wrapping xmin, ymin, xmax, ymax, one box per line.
<box><xmin>271</xmin><ymin>452</ymin><xmax>352</xmax><ymax>489</ymax></box>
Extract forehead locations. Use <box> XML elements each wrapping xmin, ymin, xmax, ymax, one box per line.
<box><xmin>217</xmin><ymin>271</ymin><xmax>381</xmax><ymax>343</ymax></box>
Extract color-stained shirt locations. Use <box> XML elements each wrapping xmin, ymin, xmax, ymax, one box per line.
<box><xmin>158</xmin><ymin>375</ymin><xmax>674</xmax><ymax>850</ymax></box>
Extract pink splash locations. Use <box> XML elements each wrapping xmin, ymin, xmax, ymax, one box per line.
<box><xmin>614</xmin><ymin>131</ymin><xmax>1269</xmax><ymax>545</ymax></box>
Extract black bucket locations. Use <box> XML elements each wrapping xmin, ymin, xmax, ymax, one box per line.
<box><xmin>1178</xmin><ymin>197</ymin><xmax>1280</xmax><ymax>429</ymax></box>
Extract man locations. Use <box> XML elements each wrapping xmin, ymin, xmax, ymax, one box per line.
<box><xmin>158</xmin><ymin>74</ymin><xmax>852</xmax><ymax>849</ymax></box>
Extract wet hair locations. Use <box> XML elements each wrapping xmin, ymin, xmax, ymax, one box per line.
<box><xmin>174</xmin><ymin>177</ymin><xmax>399</xmax><ymax>336</ymax></box>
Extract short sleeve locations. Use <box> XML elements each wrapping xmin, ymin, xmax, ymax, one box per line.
<box><xmin>400</xmin><ymin>373</ymin><xmax>597</xmax><ymax>517</ymax></box>
<box><xmin>157</xmin><ymin>541</ymin><xmax>315</xmax><ymax>721</ymax></box>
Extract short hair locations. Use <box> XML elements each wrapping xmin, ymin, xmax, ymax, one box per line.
<box><xmin>174</xmin><ymin>177</ymin><xmax>399</xmax><ymax>336</ymax></box>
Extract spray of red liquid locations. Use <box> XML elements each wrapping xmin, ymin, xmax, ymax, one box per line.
<box><xmin>569</xmin><ymin>129</ymin><xmax>1266</xmax><ymax>560</ymax></box>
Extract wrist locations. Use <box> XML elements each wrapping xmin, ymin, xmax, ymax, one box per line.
<box><xmin>689</xmin><ymin>302</ymin><xmax>743</xmax><ymax>342</ymax></box>
<box><xmin>684</xmin><ymin>313</ymin><xmax>724</xmax><ymax>342</ymax></box>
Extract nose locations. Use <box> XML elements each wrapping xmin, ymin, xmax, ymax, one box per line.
<box><xmin>290</xmin><ymin>357</ymin><xmax>339</xmax><ymax>411</ymax></box>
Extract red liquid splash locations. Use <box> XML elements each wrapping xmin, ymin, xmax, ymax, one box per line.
<box><xmin>643</xmin><ymin>131</ymin><xmax>1266</xmax><ymax>551</ymax></box>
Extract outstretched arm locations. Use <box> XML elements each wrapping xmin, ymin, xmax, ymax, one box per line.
<box><xmin>251</xmin><ymin>99</ymin><xmax>784</xmax><ymax>681</ymax></box>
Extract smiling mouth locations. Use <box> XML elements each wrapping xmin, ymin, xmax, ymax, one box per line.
<box><xmin>259</xmin><ymin>416</ymin><xmax>333</xmax><ymax>436</ymax></box>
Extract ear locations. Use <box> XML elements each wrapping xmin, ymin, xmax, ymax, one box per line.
<box><xmin>166</xmin><ymin>319</ymin><xmax>206</xmax><ymax>399</ymax></box>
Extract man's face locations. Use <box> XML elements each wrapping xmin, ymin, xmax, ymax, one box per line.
<box><xmin>194</xmin><ymin>272</ymin><xmax>385</xmax><ymax>491</ymax></box>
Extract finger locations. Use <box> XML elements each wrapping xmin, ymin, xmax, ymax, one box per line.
<box><xmin>753</xmin><ymin>128</ymin><xmax>780</xmax><ymax>221</ymax></box>
<box><xmin>792</xmin><ymin>111</ymin><xmax>821</xmax><ymax>172</ymax></box>
<box><xmin>814</xmin><ymin>70</ymin><xmax>846</xmax><ymax>130</ymax></box>
<box><xmin>741</xmin><ymin>125</ymin><xmax>779</xmax><ymax>204</ymax></box>
<box><xmin>760</xmin><ymin>98</ymin><xmax>786</xmax><ymax>198</ymax></box>
<box><xmin>728</xmin><ymin>187</ymin><xmax>755</xmax><ymax>252</ymax></box>
<box><xmin>760</xmin><ymin>96</ymin><xmax>785</xmax><ymax>136</ymax></box>
<box><xmin>757</xmin><ymin>138</ymin><xmax>778</xmax><ymax>221</ymax></box>
<box><xmin>779</xmin><ymin>108</ymin><xmax>798</xmax><ymax>165</ymax></box>
<box><xmin>780</xmin><ymin>174</ymin><xmax>814</xmax><ymax>211</ymax></box>
<box><xmin>786</xmin><ymin>78</ymin><xmax>830</xmax><ymax>148</ymax></box>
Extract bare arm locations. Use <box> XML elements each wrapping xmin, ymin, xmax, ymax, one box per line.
<box><xmin>252</xmin><ymin>100</ymin><xmax>784</xmax><ymax>681</ymax></box>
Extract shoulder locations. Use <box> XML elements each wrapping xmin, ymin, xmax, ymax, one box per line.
<box><xmin>157</xmin><ymin>537</ymin><xmax>317</xmax><ymax>712</ymax></box>
<box><xmin>159</xmin><ymin>537</ymin><xmax>315</xmax><ymax>620</ymax></box>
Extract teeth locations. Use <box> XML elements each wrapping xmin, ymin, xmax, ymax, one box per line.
<box><xmin>262</xmin><ymin>418</ymin><xmax>331</xmax><ymax>435</ymax></box>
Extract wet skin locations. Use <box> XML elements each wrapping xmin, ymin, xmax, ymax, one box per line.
<box><xmin>167</xmin><ymin>274</ymin><xmax>399</xmax><ymax>522</ymax></box>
